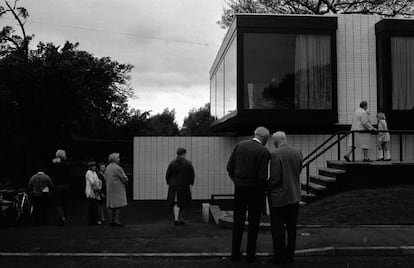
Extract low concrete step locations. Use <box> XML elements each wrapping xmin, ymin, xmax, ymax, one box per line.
<box><xmin>301</xmin><ymin>181</ymin><xmax>327</xmax><ymax>193</ymax></box>
<box><xmin>310</xmin><ymin>175</ymin><xmax>336</xmax><ymax>186</ymax></box>
<box><xmin>327</xmin><ymin>160</ymin><xmax>348</xmax><ymax>170</ymax></box>
<box><xmin>319</xmin><ymin>167</ymin><xmax>346</xmax><ymax>178</ymax></box>
<box><xmin>301</xmin><ymin>189</ymin><xmax>317</xmax><ymax>203</ymax></box>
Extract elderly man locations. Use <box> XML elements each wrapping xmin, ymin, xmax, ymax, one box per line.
<box><xmin>268</xmin><ymin>131</ymin><xmax>303</xmax><ymax>265</ymax></box>
<box><xmin>227</xmin><ymin>126</ymin><xmax>270</xmax><ymax>263</ymax></box>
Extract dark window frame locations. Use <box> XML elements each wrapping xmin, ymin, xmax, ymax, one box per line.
<box><xmin>376</xmin><ymin>19</ymin><xmax>414</xmax><ymax>129</ymax></box>
<box><xmin>210</xmin><ymin>15</ymin><xmax>338</xmax><ymax>133</ymax></box>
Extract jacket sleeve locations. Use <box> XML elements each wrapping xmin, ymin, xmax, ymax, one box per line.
<box><xmin>166</xmin><ymin>163</ymin><xmax>172</xmax><ymax>185</ymax></box>
<box><xmin>257</xmin><ymin>149</ymin><xmax>270</xmax><ymax>184</ymax></box>
<box><xmin>361</xmin><ymin>112</ymin><xmax>374</xmax><ymax>130</ymax></box>
<box><xmin>226</xmin><ymin>145</ymin><xmax>237</xmax><ymax>179</ymax></box>
<box><xmin>268</xmin><ymin>153</ymin><xmax>282</xmax><ymax>190</ymax></box>
<box><xmin>189</xmin><ymin>162</ymin><xmax>195</xmax><ymax>186</ymax></box>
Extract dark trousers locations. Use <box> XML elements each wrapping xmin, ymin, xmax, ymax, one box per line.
<box><xmin>232</xmin><ymin>185</ymin><xmax>265</xmax><ymax>258</ymax></box>
<box><xmin>32</xmin><ymin>195</ymin><xmax>51</xmax><ymax>225</ymax></box>
<box><xmin>88</xmin><ymin>198</ymin><xmax>99</xmax><ymax>224</ymax></box>
<box><xmin>269</xmin><ymin>203</ymin><xmax>299</xmax><ymax>260</ymax></box>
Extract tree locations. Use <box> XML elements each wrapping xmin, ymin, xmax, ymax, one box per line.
<box><xmin>181</xmin><ymin>103</ymin><xmax>215</xmax><ymax>136</ymax></box>
<box><xmin>218</xmin><ymin>0</ymin><xmax>414</xmax><ymax>28</ymax></box>
<box><xmin>0</xmin><ymin>0</ymin><xmax>32</xmax><ymax>58</ymax></box>
<box><xmin>0</xmin><ymin>40</ymin><xmax>134</xmax><ymax>181</ymax></box>
<box><xmin>147</xmin><ymin>108</ymin><xmax>180</xmax><ymax>136</ymax></box>
<box><xmin>116</xmin><ymin>109</ymin><xmax>151</xmax><ymax>138</ymax></box>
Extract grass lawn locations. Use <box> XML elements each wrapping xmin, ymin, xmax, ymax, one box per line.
<box><xmin>298</xmin><ymin>184</ymin><xmax>414</xmax><ymax>225</ymax></box>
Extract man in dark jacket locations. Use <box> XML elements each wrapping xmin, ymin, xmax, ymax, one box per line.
<box><xmin>227</xmin><ymin>126</ymin><xmax>270</xmax><ymax>263</ymax></box>
<box><xmin>166</xmin><ymin>147</ymin><xmax>195</xmax><ymax>226</ymax></box>
<box><xmin>28</xmin><ymin>170</ymin><xmax>54</xmax><ymax>225</ymax></box>
<box><xmin>267</xmin><ymin>131</ymin><xmax>303</xmax><ymax>265</ymax></box>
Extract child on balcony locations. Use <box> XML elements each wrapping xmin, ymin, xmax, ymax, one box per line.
<box><xmin>376</xmin><ymin>112</ymin><xmax>391</xmax><ymax>161</ymax></box>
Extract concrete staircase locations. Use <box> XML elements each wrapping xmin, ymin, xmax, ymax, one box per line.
<box><xmin>301</xmin><ymin>161</ymin><xmax>346</xmax><ymax>204</ymax></box>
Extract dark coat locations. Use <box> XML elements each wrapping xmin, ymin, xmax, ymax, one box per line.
<box><xmin>268</xmin><ymin>144</ymin><xmax>303</xmax><ymax>207</ymax></box>
<box><xmin>166</xmin><ymin>157</ymin><xmax>195</xmax><ymax>208</ymax></box>
<box><xmin>227</xmin><ymin>139</ymin><xmax>270</xmax><ymax>187</ymax></box>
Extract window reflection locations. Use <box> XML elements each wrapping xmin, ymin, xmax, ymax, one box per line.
<box><xmin>216</xmin><ymin>62</ymin><xmax>225</xmax><ymax>118</ymax></box>
<box><xmin>210</xmin><ymin>75</ymin><xmax>216</xmax><ymax>118</ymax></box>
<box><xmin>391</xmin><ymin>37</ymin><xmax>414</xmax><ymax>110</ymax></box>
<box><xmin>244</xmin><ymin>33</ymin><xmax>332</xmax><ymax>110</ymax></box>
<box><xmin>225</xmin><ymin>37</ymin><xmax>237</xmax><ymax>115</ymax></box>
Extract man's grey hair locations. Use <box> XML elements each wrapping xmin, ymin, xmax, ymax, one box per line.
<box><xmin>273</xmin><ymin>131</ymin><xmax>287</xmax><ymax>144</ymax></box>
<box><xmin>254</xmin><ymin>126</ymin><xmax>270</xmax><ymax>138</ymax></box>
<box><xmin>108</xmin><ymin>152</ymin><xmax>120</xmax><ymax>163</ymax></box>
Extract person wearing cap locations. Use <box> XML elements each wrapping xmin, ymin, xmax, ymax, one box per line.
<box><xmin>226</xmin><ymin>126</ymin><xmax>271</xmax><ymax>263</ymax></box>
<box><xmin>166</xmin><ymin>147</ymin><xmax>195</xmax><ymax>226</ymax></box>
<box><xmin>105</xmin><ymin>153</ymin><xmax>128</xmax><ymax>226</ymax></box>
<box><xmin>85</xmin><ymin>161</ymin><xmax>102</xmax><ymax>225</ymax></box>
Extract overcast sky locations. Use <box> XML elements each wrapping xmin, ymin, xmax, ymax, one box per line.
<box><xmin>4</xmin><ymin>0</ymin><xmax>227</xmax><ymax>126</ymax></box>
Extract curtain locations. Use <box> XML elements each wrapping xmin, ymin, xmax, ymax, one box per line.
<box><xmin>294</xmin><ymin>35</ymin><xmax>331</xmax><ymax>109</ymax></box>
<box><xmin>391</xmin><ymin>37</ymin><xmax>414</xmax><ymax>110</ymax></box>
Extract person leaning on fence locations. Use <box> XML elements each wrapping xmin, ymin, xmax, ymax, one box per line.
<box><xmin>27</xmin><ymin>169</ymin><xmax>53</xmax><ymax>225</ymax></box>
<box><xmin>267</xmin><ymin>131</ymin><xmax>303</xmax><ymax>265</ymax></box>
<box><xmin>226</xmin><ymin>126</ymin><xmax>270</xmax><ymax>263</ymax></box>
<box><xmin>50</xmin><ymin>149</ymin><xmax>70</xmax><ymax>226</ymax></box>
<box><xmin>166</xmin><ymin>147</ymin><xmax>195</xmax><ymax>226</ymax></box>
<box><xmin>344</xmin><ymin>101</ymin><xmax>377</xmax><ymax>162</ymax></box>
<box><xmin>85</xmin><ymin>161</ymin><xmax>103</xmax><ymax>225</ymax></box>
<box><xmin>105</xmin><ymin>153</ymin><xmax>128</xmax><ymax>227</ymax></box>
<box><xmin>376</xmin><ymin>112</ymin><xmax>391</xmax><ymax>161</ymax></box>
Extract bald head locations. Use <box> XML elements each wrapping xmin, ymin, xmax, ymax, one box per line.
<box><xmin>272</xmin><ymin>131</ymin><xmax>287</xmax><ymax>148</ymax></box>
<box><xmin>254</xmin><ymin>126</ymin><xmax>270</xmax><ymax>145</ymax></box>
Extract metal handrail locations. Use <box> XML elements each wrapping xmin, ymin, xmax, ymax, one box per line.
<box><xmin>303</xmin><ymin>132</ymin><xmax>338</xmax><ymax>162</ymax></box>
<box><xmin>302</xmin><ymin>129</ymin><xmax>414</xmax><ymax>195</ymax></box>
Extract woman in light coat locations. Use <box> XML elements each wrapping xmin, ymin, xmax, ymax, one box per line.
<box><xmin>344</xmin><ymin>101</ymin><xmax>377</xmax><ymax>162</ymax></box>
<box><xmin>85</xmin><ymin>161</ymin><xmax>102</xmax><ymax>225</ymax></box>
<box><xmin>105</xmin><ymin>153</ymin><xmax>128</xmax><ymax>226</ymax></box>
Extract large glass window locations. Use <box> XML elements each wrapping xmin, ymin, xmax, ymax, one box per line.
<box><xmin>224</xmin><ymin>37</ymin><xmax>237</xmax><ymax>115</ymax></box>
<box><xmin>216</xmin><ymin>61</ymin><xmax>225</xmax><ymax>118</ymax></box>
<box><xmin>210</xmin><ymin>75</ymin><xmax>217</xmax><ymax>118</ymax></box>
<box><xmin>391</xmin><ymin>37</ymin><xmax>414</xmax><ymax>110</ymax></box>
<box><xmin>244</xmin><ymin>33</ymin><xmax>332</xmax><ymax>110</ymax></box>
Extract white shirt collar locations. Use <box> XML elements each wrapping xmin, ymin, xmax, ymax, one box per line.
<box><xmin>253</xmin><ymin>138</ymin><xmax>262</xmax><ymax>144</ymax></box>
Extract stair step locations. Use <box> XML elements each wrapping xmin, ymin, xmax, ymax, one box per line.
<box><xmin>319</xmin><ymin>167</ymin><xmax>346</xmax><ymax>178</ymax></box>
<box><xmin>327</xmin><ymin>160</ymin><xmax>347</xmax><ymax>170</ymax></box>
<box><xmin>300</xmin><ymin>190</ymin><xmax>317</xmax><ymax>203</ymax></box>
<box><xmin>301</xmin><ymin>181</ymin><xmax>327</xmax><ymax>191</ymax></box>
<box><xmin>310</xmin><ymin>175</ymin><xmax>336</xmax><ymax>186</ymax></box>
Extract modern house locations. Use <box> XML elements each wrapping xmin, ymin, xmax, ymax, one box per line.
<box><xmin>210</xmin><ymin>14</ymin><xmax>414</xmax><ymax>134</ymax></box>
<box><xmin>133</xmin><ymin>14</ymin><xmax>414</xmax><ymax>202</ymax></box>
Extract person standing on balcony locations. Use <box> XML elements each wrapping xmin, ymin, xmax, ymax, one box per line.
<box><xmin>226</xmin><ymin>126</ymin><xmax>270</xmax><ymax>263</ymax></box>
<box><xmin>267</xmin><ymin>131</ymin><xmax>303</xmax><ymax>265</ymax></box>
<box><xmin>376</xmin><ymin>112</ymin><xmax>391</xmax><ymax>161</ymax></box>
<box><xmin>344</xmin><ymin>101</ymin><xmax>377</xmax><ymax>162</ymax></box>
<box><xmin>166</xmin><ymin>147</ymin><xmax>195</xmax><ymax>226</ymax></box>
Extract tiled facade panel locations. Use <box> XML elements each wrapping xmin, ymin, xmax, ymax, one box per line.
<box><xmin>134</xmin><ymin>133</ymin><xmax>414</xmax><ymax>200</ymax></box>
<box><xmin>133</xmin><ymin>137</ymin><xmax>237</xmax><ymax>200</ymax></box>
<box><xmin>337</xmin><ymin>15</ymin><xmax>380</xmax><ymax>125</ymax></box>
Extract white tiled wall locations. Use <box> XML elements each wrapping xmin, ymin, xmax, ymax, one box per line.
<box><xmin>337</xmin><ymin>14</ymin><xmax>380</xmax><ymax>124</ymax></box>
<box><xmin>133</xmin><ymin>137</ymin><xmax>237</xmax><ymax>200</ymax></box>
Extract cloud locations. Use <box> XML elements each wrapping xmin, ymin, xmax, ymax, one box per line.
<box><xmin>12</xmin><ymin>0</ymin><xmax>226</xmax><ymax>126</ymax></box>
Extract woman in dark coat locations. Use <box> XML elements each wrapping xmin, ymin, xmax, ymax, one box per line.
<box><xmin>166</xmin><ymin>147</ymin><xmax>195</xmax><ymax>226</ymax></box>
<box><xmin>50</xmin><ymin>149</ymin><xmax>70</xmax><ymax>227</ymax></box>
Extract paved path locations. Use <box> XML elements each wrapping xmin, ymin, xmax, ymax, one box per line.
<box><xmin>1</xmin><ymin>222</ymin><xmax>414</xmax><ymax>255</ymax></box>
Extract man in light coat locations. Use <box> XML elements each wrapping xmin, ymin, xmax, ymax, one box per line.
<box><xmin>267</xmin><ymin>131</ymin><xmax>303</xmax><ymax>265</ymax></box>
